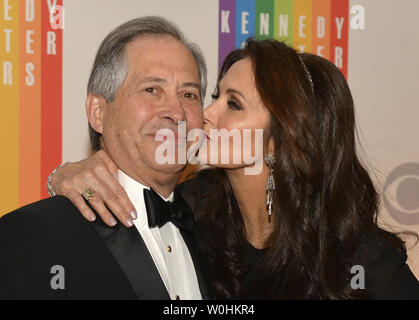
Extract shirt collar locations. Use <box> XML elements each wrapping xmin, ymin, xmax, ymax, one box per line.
<box><xmin>117</xmin><ymin>169</ymin><xmax>174</xmax><ymax>228</ymax></box>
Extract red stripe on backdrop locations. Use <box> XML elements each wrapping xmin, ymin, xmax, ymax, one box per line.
<box><xmin>330</xmin><ymin>0</ymin><xmax>349</xmax><ymax>78</ymax></box>
<box><xmin>41</xmin><ymin>0</ymin><xmax>63</xmax><ymax>199</ymax></box>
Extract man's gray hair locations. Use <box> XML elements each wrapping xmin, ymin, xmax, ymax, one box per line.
<box><xmin>87</xmin><ymin>16</ymin><xmax>207</xmax><ymax>151</ymax></box>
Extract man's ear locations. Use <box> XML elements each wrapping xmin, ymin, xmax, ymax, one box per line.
<box><xmin>86</xmin><ymin>93</ymin><xmax>106</xmax><ymax>134</ymax></box>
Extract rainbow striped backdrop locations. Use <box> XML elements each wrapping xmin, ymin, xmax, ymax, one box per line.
<box><xmin>0</xmin><ymin>1</ymin><xmax>348</xmax><ymax>215</ymax></box>
<box><xmin>218</xmin><ymin>0</ymin><xmax>349</xmax><ymax>77</ymax></box>
<box><xmin>0</xmin><ymin>0</ymin><xmax>63</xmax><ymax>215</ymax></box>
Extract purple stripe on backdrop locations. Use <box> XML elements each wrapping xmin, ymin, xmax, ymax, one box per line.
<box><xmin>219</xmin><ymin>0</ymin><xmax>236</xmax><ymax>71</ymax></box>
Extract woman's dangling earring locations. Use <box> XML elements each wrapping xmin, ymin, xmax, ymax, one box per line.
<box><xmin>264</xmin><ymin>154</ymin><xmax>276</xmax><ymax>216</ymax></box>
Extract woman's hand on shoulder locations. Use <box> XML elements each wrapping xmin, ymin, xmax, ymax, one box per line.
<box><xmin>50</xmin><ymin>150</ymin><xmax>137</xmax><ymax>227</ymax></box>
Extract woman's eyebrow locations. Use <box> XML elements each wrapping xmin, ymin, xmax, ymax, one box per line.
<box><xmin>226</xmin><ymin>88</ymin><xmax>247</xmax><ymax>101</ymax></box>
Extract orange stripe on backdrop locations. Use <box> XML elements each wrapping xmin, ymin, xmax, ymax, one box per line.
<box><xmin>19</xmin><ymin>0</ymin><xmax>42</xmax><ymax>206</ymax></box>
<box><xmin>293</xmin><ymin>0</ymin><xmax>312</xmax><ymax>53</ymax></box>
<box><xmin>41</xmin><ymin>0</ymin><xmax>62</xmax><ymax>199</ymax></box>
<box><xmin>311</xmin><ymin>0</ymin><xmax>331</xmax><ymax>60</ymax></box>
<box><xmin>0</xmin><ymin>0</ymin><xmax>20</xmax><ymax>215</ymax></box>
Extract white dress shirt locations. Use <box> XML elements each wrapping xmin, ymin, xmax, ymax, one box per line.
<box><xmin>117</xmin><ymin>169</ymin><xmax>202</xmax><ymax>300</ymax></box>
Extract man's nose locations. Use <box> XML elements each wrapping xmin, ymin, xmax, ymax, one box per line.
<box><xmin>159</xmin><ymin>95</ymin><xmax>186</xmax><ymax>123</ymax></box>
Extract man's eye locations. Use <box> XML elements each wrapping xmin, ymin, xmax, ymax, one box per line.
<box><xmin>145</xmin><ymin>87</ymin><xmax>157</xmax><ymax>94</ymax></box>
<box><xmin>183</xmin><ymin>92</ymin><xmax>198</xmax><ymax>100</ymax></box>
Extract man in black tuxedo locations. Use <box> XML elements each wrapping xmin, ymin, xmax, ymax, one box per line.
<box><xmin>0</xmin><ymin>16</ymin><xmax>210</xmax><ymax>300</ymax></box>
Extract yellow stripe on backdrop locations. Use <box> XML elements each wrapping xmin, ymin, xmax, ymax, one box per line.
<box><xmin>293</xmin><ymin>0</ymin><xmax>312</xmax><ymax>53</ymax></box>
<box><xmin>1</xmin><ymin>0</ymin><xmax>20</xmax><ymax>215</ymax></box>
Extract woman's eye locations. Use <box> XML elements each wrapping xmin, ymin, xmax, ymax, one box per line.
<box><xmin>228</xmin><ymin>100</ymin><xmax>242</xmax><ymax>110</ymax></box>
<box><xmin>211</xmin><ymin>93</ymin><xmax>219</xmax><ymax>101</ymax></box>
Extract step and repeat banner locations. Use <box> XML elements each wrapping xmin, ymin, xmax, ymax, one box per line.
<box><xmin>0</xmin><ymin>0</ymin><xmax>62</xmax><ymax>211</ymax></box>
<box><xmin>0</xmin><ymin>0</ymin><xmax>357</xmax><ymax>211</ymax></box>
<box><xmin>218</xmin><ymin>0</ymin><xmax>350</xmax><ymax>77</ymax></box>
<box><xmin>0</xmin><ymin>0</ymin><xmax>418</xmax><ymax>274</ymax></box>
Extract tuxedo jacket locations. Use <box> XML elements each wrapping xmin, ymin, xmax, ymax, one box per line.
<box><xmin>0</xmin><ymin>196</ymin><xmax>210</xmax><ymax>300</ymax></box>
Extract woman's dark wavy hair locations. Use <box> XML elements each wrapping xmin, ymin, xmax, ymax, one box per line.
<box><xmin>194</xmin><ymin>39</ymin><xmax>410</xmax><ymax>299</ymax></box>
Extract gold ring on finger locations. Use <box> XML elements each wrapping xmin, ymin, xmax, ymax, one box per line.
<box><xmin>82</xmin><ymin>188</ymin><xmax>95</xmax><ymax>201</ymax></box>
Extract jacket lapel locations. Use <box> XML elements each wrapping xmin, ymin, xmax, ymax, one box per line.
<box><xmin>91</xmin><ymin>219</ymin><xmax>170</xmax><ymax>300</ymax></box>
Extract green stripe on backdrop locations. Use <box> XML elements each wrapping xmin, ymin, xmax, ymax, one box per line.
<box><xmin>274</xmin><ymin>0</ymin><xmax>294</xmax><ymax>45</ymax></box>
<box><xmin>255</xmin><ymin>0</ymin><xmax>274</xmax><ymax>39</ymax></box>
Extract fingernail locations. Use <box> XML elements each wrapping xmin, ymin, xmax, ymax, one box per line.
<box><xmin>88</xmin><ymin>213</ymin><xmax>96</xmax><ymax>222</ymax></box>
<box><xmin>109</xmin><ymin>217</ymin><xmax>117</xmax><ymax>226</ymax></box>
<box><xmin>130</xmin><ymin>210</ymin><xmax>137</xmax><ymax>220</ymax></box>
<box><xmin>126</xmin><ymin>218</ymin><xmax>133</xmax><ymax>227</ymax></box>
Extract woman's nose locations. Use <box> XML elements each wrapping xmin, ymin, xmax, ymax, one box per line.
<box><xmin>203</xmin><ymin>102</ymin><xmax>217</xmax><ymax>128</ymax></box>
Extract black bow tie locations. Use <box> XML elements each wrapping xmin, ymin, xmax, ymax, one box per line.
<box><xmin>143</xmin><ymin>188</ymin><xmax>194</xmax><ymax>230</ymax></box>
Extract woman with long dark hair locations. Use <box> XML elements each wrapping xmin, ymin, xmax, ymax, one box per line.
<box><xmin>48</xmin><ymin>39</ymin><xmax>419</xmax><ymax>299</ymax></box>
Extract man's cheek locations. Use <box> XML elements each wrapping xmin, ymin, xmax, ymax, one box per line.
<box><xmin>188</xmin><ymin>109</ymin><xmax>204</xmax><ymax>129</ymax></box>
